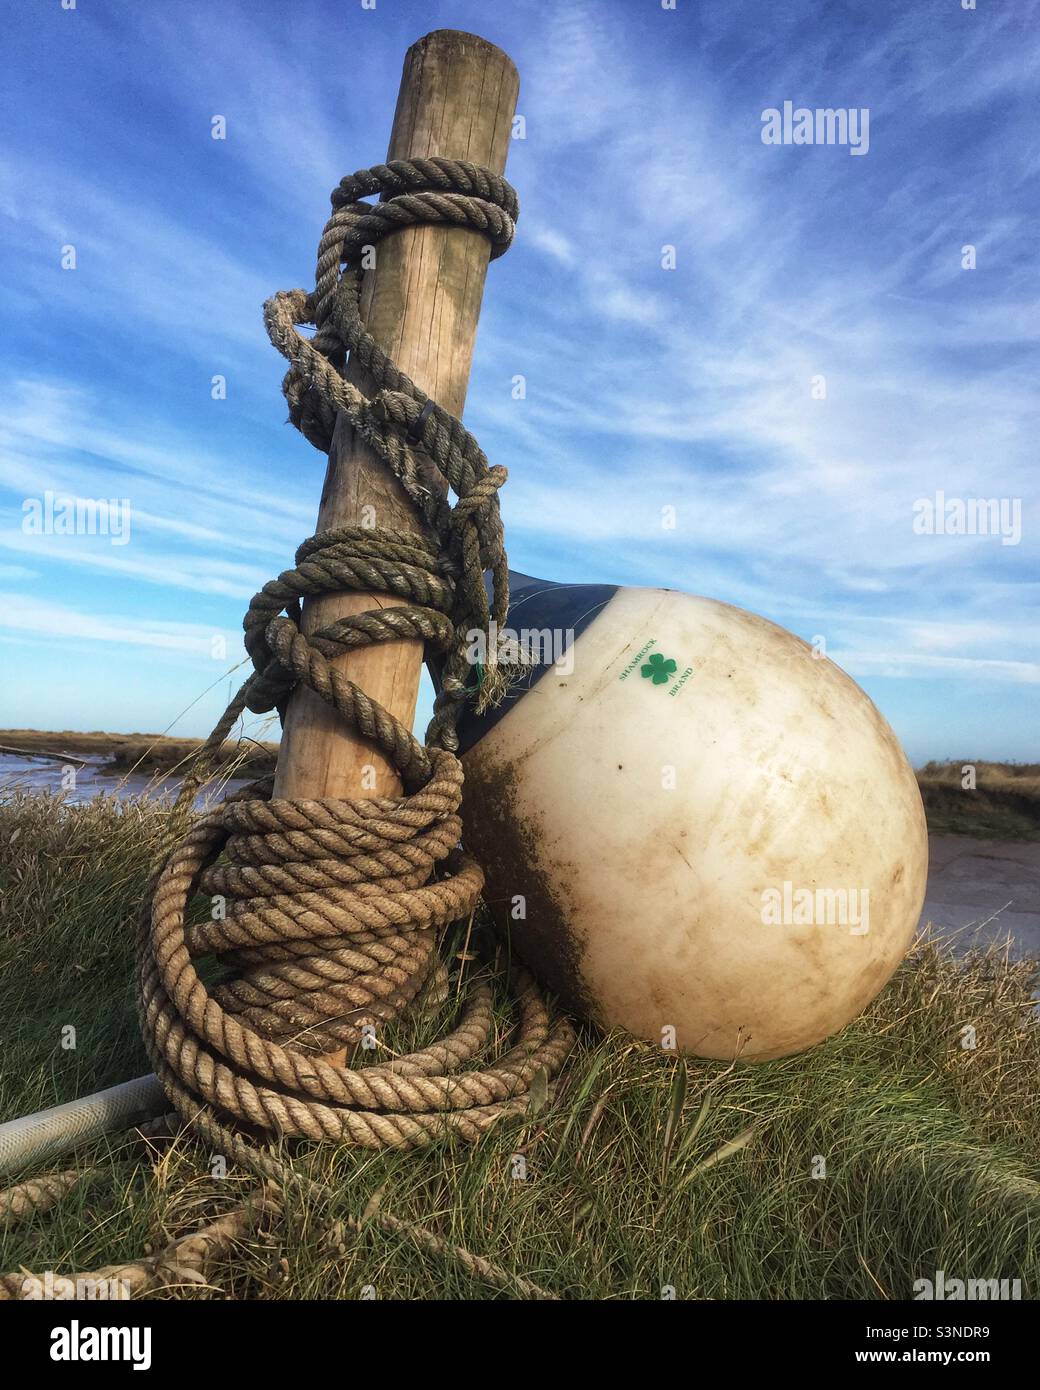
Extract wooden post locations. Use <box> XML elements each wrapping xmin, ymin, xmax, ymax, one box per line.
<box><xmin>273</xmin><ymin>29</ymin><xmax>519</xmax><ymax>803</ymax></box>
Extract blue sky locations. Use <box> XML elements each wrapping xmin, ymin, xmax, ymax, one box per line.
<box><xmin>0</xmin><ymin>0</ymin><xmax>1036</xmax><ymax>762</ymax></box>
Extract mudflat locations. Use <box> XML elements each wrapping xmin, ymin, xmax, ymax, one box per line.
<box><xmin>0</xmin><ymin>729</ymin><xmax>279</xmax><ymax>776</ymax></box>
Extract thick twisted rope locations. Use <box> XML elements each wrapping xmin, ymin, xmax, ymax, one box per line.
<box><xmin>0</xmin><ymin>158</ymin><xmax>573</xmax><ymax>1300</ymax></box>
<box><xmin>138</xmin><ymin>155</ymin><xmax>572</xmax><ymax>1150</ymax></box>
<box><xmin>262</xmin><ymin>156</ymin><xmax>520</xmax><ymax>740</ymax></box>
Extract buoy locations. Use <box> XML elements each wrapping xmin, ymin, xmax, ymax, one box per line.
<box><xmin>451</xmin><ymin>573</ymin><xmax>928</xmax><ymax>1060</ymax></box>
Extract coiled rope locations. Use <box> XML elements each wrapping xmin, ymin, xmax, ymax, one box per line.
<box><xmin>2</xmin><ymin>158</ymin><xmax>574</xmax><ymax>1299</ymax></box>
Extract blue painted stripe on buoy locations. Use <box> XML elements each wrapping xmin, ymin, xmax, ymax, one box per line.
<box><xmin>444</xmin><ymin>572</ymin><xmax>618</xmax><ymax>754</ymax></box>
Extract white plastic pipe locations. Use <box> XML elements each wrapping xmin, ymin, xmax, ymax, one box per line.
<box><xmin>0</xmin><ymin>1074</ymin><xmax>167</xmax><ymax>1177</ymax></box>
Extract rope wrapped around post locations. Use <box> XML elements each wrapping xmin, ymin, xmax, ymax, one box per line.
<box><xmin>136</xmin><ymin>158</ymin><xmax>575</xmax><ymax>1168</ymax></box>
<box><xmin>0</xmin><ymin>152</ymin><xmax>573</xmax><ymax>1300</ymax></box>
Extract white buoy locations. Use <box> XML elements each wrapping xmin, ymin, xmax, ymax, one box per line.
<box><xmin>452</xmin><ymin>577</ymin><xmax>928</xmax><ymax>1060</ymax></box>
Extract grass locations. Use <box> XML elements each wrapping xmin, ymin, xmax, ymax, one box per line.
<box><xmin>0</xmin><ymin>727</ymin><xmax>278</xmax><ymax>776</ymax></box>
<box><xmin>0</xmin><ymin>790</ymin><xmax>1038</xmax><ymax>1300</ymax></box>
<box><xmin>917</xmin><ymin>760</ymin><xmax>1040</xmax><ymax>841</ymax></box>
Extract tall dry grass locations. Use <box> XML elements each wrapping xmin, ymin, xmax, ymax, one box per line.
<box><xmin>0</xmin><ymin>790</ymin><xmax>1037</xmax><ymax>1299</ymax></box>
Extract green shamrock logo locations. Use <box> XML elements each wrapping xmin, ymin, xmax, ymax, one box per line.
<box><xmin>640</xmin><ymin>652</ymin><xmax>677</xmax><ymax>685</ymax></box>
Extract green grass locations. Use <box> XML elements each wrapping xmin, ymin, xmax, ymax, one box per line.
<box><xmin>1</xmin><ymin>790</ymin><xmax>1038</xmax><ymax>1299</ymax></box>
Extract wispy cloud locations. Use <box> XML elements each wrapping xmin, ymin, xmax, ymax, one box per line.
<box><xmin>0</xmin><ymin>592</ymin><xmax>240</xmax><ymax>657</ymax></box>
<box><xmin>2</xmin><ymin>0</ymin><xmax>1036</xmax><ymax>756</ymax></box>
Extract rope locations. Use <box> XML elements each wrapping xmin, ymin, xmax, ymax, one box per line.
<box><xmin>0</xmin><ymin>1172</ymin><xmax>82</xmax><ymax>1227</ymax></box>
<box><xmin>0</xmin><ymin>1184</ymin><xmax>281</xmax><ymax>1301</ymax></box>
<box><xmin>1</xmin><ymin>157</ymin><xmax>573</xmax><ymax>1299</ymax></box>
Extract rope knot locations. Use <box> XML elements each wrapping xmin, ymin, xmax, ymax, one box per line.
<box><xmin>136</xmin><ymin>156</ymin><xmax>573</xmax><ymax>1190</ymax></box>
